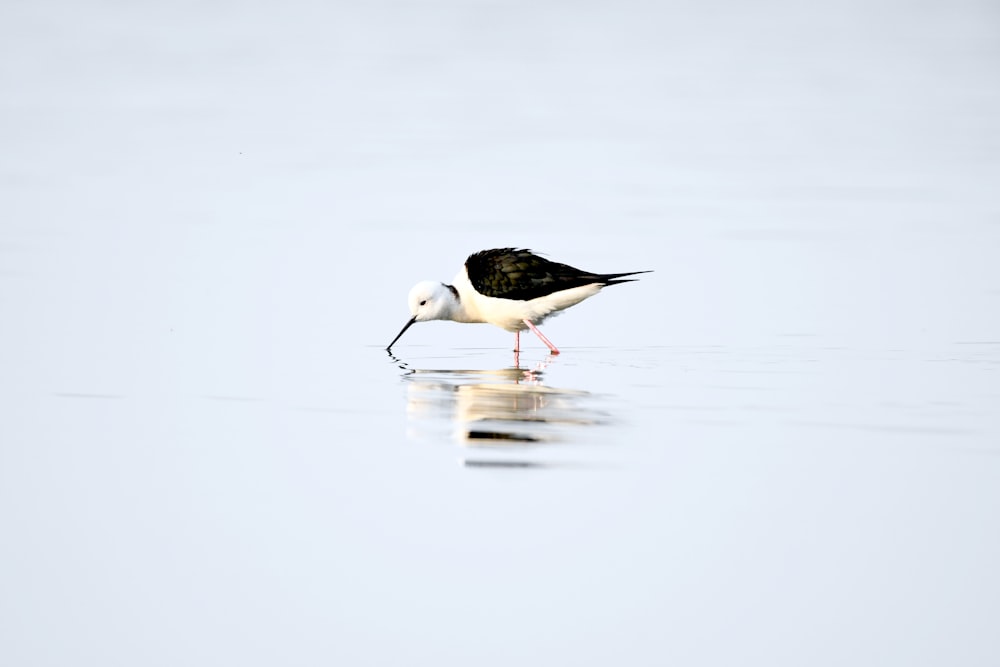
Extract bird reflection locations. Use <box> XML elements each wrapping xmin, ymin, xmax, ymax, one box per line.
<box><xmin>388</xmin><ymin>351</ymin><xmax>607</xmax><ymax>463</ymax></box>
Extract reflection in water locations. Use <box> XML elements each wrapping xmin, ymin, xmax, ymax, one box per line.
<box><xmin>389</xmin><ymin>352</ymin><xmax>608</xmax><ymax>465</ymax></box>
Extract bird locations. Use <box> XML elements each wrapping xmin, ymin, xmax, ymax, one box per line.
<box><xmin>386</xmin><ymin>248</ymin><xmax>649</xmax><ymax>354</ymax></box>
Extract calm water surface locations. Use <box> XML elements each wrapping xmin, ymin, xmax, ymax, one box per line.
<box><xmin>2</xmin><ymin>0</ymin><xmax>999</xmax><ymax>665</ymax></box>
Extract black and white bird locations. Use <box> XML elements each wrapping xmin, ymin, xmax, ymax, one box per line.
<box><xmin>387</xmin><ymin>248</ymin><xmax>649</xmax><ymax>354</ymax></box>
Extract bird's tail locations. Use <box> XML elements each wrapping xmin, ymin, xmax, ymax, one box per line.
<box><xmin>600</xmin><ymin>270</ymin><xmax>652</xmax><ymax>286</ymax></box>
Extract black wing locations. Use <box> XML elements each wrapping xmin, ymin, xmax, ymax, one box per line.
<box><xmin>465</xmin><ymin>248</ymin><xmax>647</xmax><ymax>301</ymax></box>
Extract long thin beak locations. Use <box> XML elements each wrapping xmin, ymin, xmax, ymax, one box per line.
<box><xmin>387</xmin><ymin>316</ymin><xmax>417</xmax><ymax>351</ymax></box>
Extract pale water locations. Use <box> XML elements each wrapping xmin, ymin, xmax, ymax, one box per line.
<box><xmin>2</xmin><ymin>0</ymin><xmax>999</xmax><ymax>665</ymax></box>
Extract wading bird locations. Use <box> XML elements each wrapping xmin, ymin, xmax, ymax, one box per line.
<box><xmin>387</xmin><ymin>248</ymin><xmax>649</xmax><ymax>354</ymax></box>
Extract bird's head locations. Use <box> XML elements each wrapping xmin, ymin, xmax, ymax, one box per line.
<box><xmin>407</xmin><ymin>281</ymin><xmax>456</xmax><ymax>323</ymax></box>
<box><xmin>386</xmin><ymin>281</ymin><xmax>459</xmax><ymax>351</ymax></box>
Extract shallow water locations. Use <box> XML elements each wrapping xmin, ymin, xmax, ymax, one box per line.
<box><xmin>3</xmin><ymin>0</ymin><xmax>1000</xmax><ymax>664</ymax></box>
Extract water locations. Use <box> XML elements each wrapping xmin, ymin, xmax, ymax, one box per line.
<box><xmin>2</xmin><ymin>0</ymin><xmax>999</xmax><ymax>665</ymax></box>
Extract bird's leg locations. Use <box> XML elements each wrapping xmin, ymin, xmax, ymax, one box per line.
<box><xmin>514</xmin><ymin>330</ymin><xmax>520</xmax><ymax>352</ymax></box>
<box><xmin>523</xmin><ymin>319</ymin><xmax>560</xmax><ymax>355</ymax></box>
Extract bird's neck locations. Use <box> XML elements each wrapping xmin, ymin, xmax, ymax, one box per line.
<box><xmin>445</xmin><ymin>274</ymin><xmax>486</xmax><ymax>324</ymax></box>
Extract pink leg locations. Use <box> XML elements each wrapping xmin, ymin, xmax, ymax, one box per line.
<box><xmin>523</xmin><ymin>319</ymin><xmax>560</xmax><ymax>355</ymax></box>
<box><xmin>514</xmin><ymin>330</ymin><xmax>520</xmax><ymax>352</ymax></box>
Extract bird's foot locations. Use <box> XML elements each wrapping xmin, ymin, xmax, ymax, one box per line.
<box><xmin>523</xmin><ymin>319</ymin><xmax>560</xmax><ymax>354</ymax></box>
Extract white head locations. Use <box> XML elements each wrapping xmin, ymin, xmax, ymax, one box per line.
<box><xmin>386</xmin><ymin>281</ymin><xmax>460</xmax><ymax>350</ymax></box>
<box><xmin>407</xmin><ymin>281</ymin><xmax>458</xmax><ymax>323</ymax></box>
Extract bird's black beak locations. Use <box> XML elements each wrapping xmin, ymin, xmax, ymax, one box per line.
<box><xmin>386</xmin><ymin>316</ymin><xmax>417</xmax><ymax>351</ymax></box>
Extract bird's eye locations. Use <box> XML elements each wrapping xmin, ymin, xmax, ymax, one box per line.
<box><xmin>419</xmin><ymin>300</ymin><xmax>427</xmax><ymax>306</ymax></box>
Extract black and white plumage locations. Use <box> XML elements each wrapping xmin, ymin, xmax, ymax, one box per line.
<box><xmin>387</xmin><ymin>248</ymin><xmax>649</xmax><ymax>354</ymax></box>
